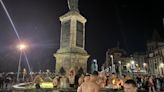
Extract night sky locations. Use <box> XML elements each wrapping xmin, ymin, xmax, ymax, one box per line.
<box><xmin>0</xmin><ymin>0</ymin><xmax>163</xmax><ymax>72</ymax></box>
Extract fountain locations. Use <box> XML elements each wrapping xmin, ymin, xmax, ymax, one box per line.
<box><xmin>12</xmin><ymin>74</ymin><xmax>77</xmax><ymax>92</ymax></box>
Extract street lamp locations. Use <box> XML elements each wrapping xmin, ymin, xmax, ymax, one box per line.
<box><xmin>143</xmin><ymin>63</ymin><xmax>147</xmax><ymax>73</ymax></box>
<box><xmin>16</xmin><ymin>43</ymin><xmax>27</xmax><ymax>83</ymax></box>
<box><xmin>143</xmin><ymin>63</ymin><xmax>147</xmax><ymax>69</ymax></box>
<box><xmin>22</xmin><ymin>68</ymin><xmax>27</xmax><ymax>81</ymax></box>
<box><xmin>17</xmin><ymin>44</ymin><xmax>27</xmax><ymax>50</ymax></box>
<box><xmin>126</xmin><ymin>63</ymin><xmax>131</xmax><ymax>72</ymax></box>
<box><xmin>130</xmin><ymin>60</ymin><xmax>135</xmax><ymax>77</ymax></box>
<box><xmin>110</xmin><ymin>55</ymin><xmax>114</xmax><ymax>69</ymax></box>
<box><xmin>159</xmin><ymin>63</ymin><xmax>164</xmax><ymax>74</ymax></box>
<box><xmin>110</xmin><ymin>55</ymin><xmax>116</xmax><ymax>73</ymax></box>
<box><xmin>130</xmin><ymin>60</ymin><xmax>135</xmax><ymax>70</ymax></box>
<box><xmin>143</xmin><ymin>63</ymin><xmax>146</xmax><ymax>67</ymax></box>
<box><xmin>118</xmin><ymin>61</ymin><xmax>122</xmax><ymax>77</ymax></box>
<box><xmin>130</xmin><ymin>60</ymin><xmax>135</xmax><ymax>65</ymax></box>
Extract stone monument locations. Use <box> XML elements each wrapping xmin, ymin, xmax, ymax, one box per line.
<box><xmin>54</xmin><ymin>0</ymin><xmax>89</xmax><ymax>75</ymax></box>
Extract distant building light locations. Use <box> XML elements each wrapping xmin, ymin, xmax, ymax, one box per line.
<box><xmin>143</xmin><ymin>63</ymin><xmax>147</xmax><ymax>67</ymax></box>
<box><xmin>126</xmin><ymin>63</ymin><xmax>130</xmax><ymax>68</ymax></box>
<box><xmin>118</xmin><ymin>61</ymin><xmax>121</xmax><ymax>64</ymax></box>
<box><xmin>159</xmin><ymin>63</ymin><xmax>164</xmax><ymax>68</ymax></box>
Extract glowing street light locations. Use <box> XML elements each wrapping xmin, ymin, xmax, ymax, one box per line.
<box><xmin>130</xmin><ymin>60</ymin><xmax>135</xmax><ymax>69</ymax></box>
<box><xmin>130</xmin><ymin>60</ymin><xmax>135</xmax><ymax>65</ymax></box>
<box><xmin>17</xmin><ymin>43</ymin><xmax>27</xmax><ymax>50</ymax></box>
<box><xmin>16</xmin><ymin>43</ymin><xmax>28</xmax><ymax>83</ymax></box>
<box><xmin>143</xmin><ymin>63</ymin><xmax>147</xmax><ymax>67</ymax></box>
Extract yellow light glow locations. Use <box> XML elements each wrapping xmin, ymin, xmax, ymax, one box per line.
<box><xmin>40</xmin><ymin>82</ymin><xmax>54</xmax><ymax>88</ymax></box>
<box><xmin>112</xmin><ymin>79</ymin><xmax>116</xmax><ymax>85</ymax></box>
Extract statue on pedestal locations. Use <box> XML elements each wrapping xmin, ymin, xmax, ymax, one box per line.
<box><xmin>67</xmin><ymin>0</ymin><xmax>79</xmax><ymax>11</ymax></box>
<box><xmin>91</xmin><ymin>59</ymin><xmax>98</xmax><ymax>73</ymax></box>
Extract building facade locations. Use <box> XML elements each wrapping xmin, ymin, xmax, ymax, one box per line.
<box><xmin>104</xmin><ymin>47</ymin><xmax>147</xmax><ymax>74</ymax></box>
<box><xmin>104</xmin><ymin>47</ymin><xmax>131</xmax><ymax>73</ymax></box>
<box><xmin>133</xmin><ymin>53</ymin><xmax>146</xmax><ymax>70</ymax></box>
<box><xmin>146</xmin><ymin>42</ymin><xmax>164</xmax><ymax>75</ymax></box>
<box><xmin>146</xmin><ymin>30</ymin><xmax>164</xmax><ymax>75</ymax></box>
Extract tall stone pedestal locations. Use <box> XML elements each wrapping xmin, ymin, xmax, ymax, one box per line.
<box><xmin>54</xmin><ymin>11</ymin><xmax>89</xmax><ymax>74</ymax></box>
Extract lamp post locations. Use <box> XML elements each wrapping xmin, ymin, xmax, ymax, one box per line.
<box><xmin>130</xmin><ymin>60</ymin><xmax>135</xmax><ymax>70</ymax></box>
<box><xmin>22</xmin><ymin>68</ymin><xmax>27</xmax><ymax>82</ymax></box>
<box><xmin>159</xmin><ymin>63</ymin><xmax>164</xmax><ymax>75</ymax></box>
<box><xmin>110</xmin><ymin>55</ymin><xmax>116</xmax><ymax>73</ymax></box>
<box><xmin>130</xmin><ymin>60</ymin><xmax>135</xmax><ymax>78</ymax></box>
<box><xmin>126</xmin><ymin>63</ymin><xmax>131</xmax><ymax>73</ymax></box>
<box><xmin>16</xmin><ymin>43</ymin><xmax>27</xmax><ymax>83</ymax></box>
<box><xmin>143</xmin><ymin>63</ymin><xmax>147</xmax><ymax>72</ymax></box>
<box><xmin>118</xmin><ymin>61</ymin><xmax>122</xmax><ymax>77</ymax></box>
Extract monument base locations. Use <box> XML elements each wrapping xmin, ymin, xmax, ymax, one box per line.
<box><xmin>54</xmin><ymin>47</ymin><xmax>89</xmax><ymax>74</ymax></box>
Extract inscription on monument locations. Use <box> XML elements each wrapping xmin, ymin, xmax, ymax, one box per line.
<box><xmin>76</xmin><ymin>21</ymin><xmax>83</xmax><ymax>47</ymax></box>
<box><xmin>61</xmin><ymin>20</ymin><xmax>70</xmax><ymax>48</ymax></box>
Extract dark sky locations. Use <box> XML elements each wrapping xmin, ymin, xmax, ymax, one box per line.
<box><xmin>0</xmin><ymin>0</ymin><xmax>163</xmax><ymax>72</ymax></box>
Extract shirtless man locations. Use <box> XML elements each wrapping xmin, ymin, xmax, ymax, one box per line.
<box><xmin>77</xmin><ymin>71</ymin><xmax>100</xmax><ymax>92</ymax></box>
<box><xmin>83</xmin><ymin>73</ymin><xmax>90</xmax><ymax>82</ymax></box>
<box><xmin>77</xmin><ymin>74</ymin><xmax>89</xmax><ymax>92</ymax></box>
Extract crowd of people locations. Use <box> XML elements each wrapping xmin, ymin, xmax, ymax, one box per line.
<box><xmin>52</xmin><ymin>71</ymin><xmax>137</xmax><ymax>92</ymax></box>
<box><xmin>52</xmin><ymin>71</ymin><xmax>164</xmax><ymax>92</ymax></box>
<box><xmin>1</xmin><ymin>71</ymin><xmax>164</xmax><ymax>92</ymax></box>
<box><xmin>0</xmin><ymin>73</ymin><xmax>14</xmax><ymax>91</ymax></box>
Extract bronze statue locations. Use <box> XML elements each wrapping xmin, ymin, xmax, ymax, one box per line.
<box><xmin>67</xmin><ymin>0</ymin><xmax>79</xmax><ymax>11</ymax></box>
